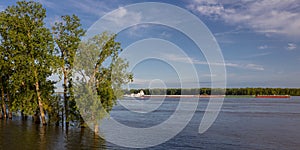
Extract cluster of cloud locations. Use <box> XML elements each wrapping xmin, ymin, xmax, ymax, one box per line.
<box><xmin>187</xmin><ymin>0</ymin><xmax>300</xmax><ymax>38</ymax></box>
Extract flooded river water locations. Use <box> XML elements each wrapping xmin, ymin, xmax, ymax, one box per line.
<box><xmin>1</xmin><ymin>97</ymin><xmax>300</xmax><ymax>149</ymax></box>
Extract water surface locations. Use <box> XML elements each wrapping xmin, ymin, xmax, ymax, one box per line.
<box><xmin>1</xmin><ymin>97</ymin><xmax>300</xmax><ymax>149</ymax></box>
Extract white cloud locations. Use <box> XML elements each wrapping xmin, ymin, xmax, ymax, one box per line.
<box><xmin>287</xmin><ymin>43</ymin><xmax>297</xmax><ymax>50</ymax></box>
<box><xmin>112</xmin><ymin>7</ymin><xmax>127</xmax><ymax>18</ymax></box>
<box><xmin>164</xmin><ymin>53</ymin><xmax>264</xmax><ymax>71</ymax></box>
<box><xmin>106</xmin><ymin>7</ymin><xmax>142</xmax><ymax>26</ymax></box>
<box><xmin>125</xmin><ymin>24</ymin><xmax>150</xmax><ymax>37</ymax></box>
<box><xmin>38</xmin><ymin>0</ymin><xmax>57</xmax><ymax>9</ymax></box>
<box><xmin>245</xmin><ymin>64</ymin><xmax>264</xmax><ymax>71</ymax></box>
<box><xmin>195</xmin><ymin>4</ymin><xmax>224</xmax><ymax>16</ymax></box>
<box><xmin>131</xmin><ymin>78</ymin><xmax>151</xmax><ymax>85</ymax></box>
<box><xmin>67</xmin><ymin>0</ymin><xmax>110</xmax><ymax>17</ymax></box>
<box><xmin>258</xmin><ymin>45</ymin><xmax>268</xmax><ymax>50</ymax></box>
<box><xmin>159</xmin><ymin>31</ymin><xmax>172</xmax><ymax>39</ymax></box>
<box><xmin>245</xmin><ymin>52</ymin><xmax>272</xmax><ymax>58</ymax></box>
<box><xmin>164</xmin><ymin>53</ymin><xmax>194</xmax><ymax>63</ymax></box>
<box><xmin>188</xmin><ymin>0</ymin><xmax>300</xmax><ymax>38</ymax></box>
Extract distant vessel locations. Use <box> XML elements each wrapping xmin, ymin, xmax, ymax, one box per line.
<box><xmin>124</xmin><ymin>90</ymin><xmax>145</xmax><ymax>98</ymax></box>
<box><xmin>255</xmin><ymin>95</ymin><xmax>290</xmax><ymax>98</ymax></box>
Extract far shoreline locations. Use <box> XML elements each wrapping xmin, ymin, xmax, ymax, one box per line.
<box><xmin>125</xmin><ymin>94</ymin><xmax>292</xmax><ymax>99</ymax></box>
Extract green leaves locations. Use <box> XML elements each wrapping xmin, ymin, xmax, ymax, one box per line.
<box><xmin>0</xmin><ymin>0</ymin><xmax>56</xmax><ymax>120</ymax></box>
<box><xmin>53</xmin><ymin>14</ymin><xmax>85</xmax><ymax>125</ymax></box>
<box><xmin>0</xmin><ymin>1</ymin><xmax>133</xmax><ymax>126</ymax></box>
<box><xmin>74</xmin><ymin>32</ymin><xmax>133</xmax><ymax>122</ymax></box>
<box><xmin>53</xmin><ymin>15</ymin><xmax>85</xmax><ymax>70</ymax></box>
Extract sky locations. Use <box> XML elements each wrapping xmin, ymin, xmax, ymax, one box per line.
<box><xmin>1</xmin><ymin>0</ymin><xmax>300</xmax><ymax>89</ymax></box>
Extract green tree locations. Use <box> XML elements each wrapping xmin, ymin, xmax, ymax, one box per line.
<box><xmin>75</xmin><ymin>32</ymin><xmax>132</xmax><ymax>133</ymax></box>
<box><xmin>0</xmin><ymin>1</ymin><xmax>56</xmax><ymax>125</ymax></box>
<box><xmin>52</xmin><ymin>14</ymin><xmax>85</xmax><ymax>127</ymax></box>
<box><xmin>0</xmin><ymin>10</ymin><xmax>14</xmax><ymax>119</ymax></box>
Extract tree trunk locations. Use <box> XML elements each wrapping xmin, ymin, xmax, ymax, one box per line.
<box><xmin>7</xmin><ymin>92</ymin><xmax>12</xmax><ymax>119</ymax></box>
<box><xmin>61</xmin><ymin>105</ymin><xmax>64</xmax><ymax>128</ymax></box>
<box><xmin>1</xmin><ymin>85</ymin><xmax>7</xmax><ymax>118</ymax></box>
<box><xmin>0</xmin><ymin>107</ymin><xmax>3</xmax><ymax>119</ymax></box>
<box><xmin>21</xmin><ymin>111</ymin><xmax>28</xmax><ymax>120</ymax></box>
<box><xmin>34</xmin><ymin>110</ymin><xmax>40</xmax><ymax>124</ymax></box>
<box><xmin>92</xmin><ymin>113</ymin><xmax>99</xmax><ymax>133</ymax></box>
<box><xmin>80</xmin><ymin>116</ymin><xmax>86</xmax><ymax>128</ymax></box>
<box><xmin>8</xmin><ymin>110</ymin><xmax>12</xmax><ymax>119</ymax></box>
<box><xmin>48</xmin><ymin>113</ymin><xmax>51</xmax><ymax>125</ymax></box>
<box><xmin>34</xmin><ymin>69</ymin><xmax>47</xmax><ymax>125</ymax></box>
<box><xmin>55</xmin><ymin>98</ymin><xmax>60</xmax><ymax>126</ymax></box>
<box><xmin>37</xmin><ymin>86</ymin><xmax>47</xmax><ymax>125</ymax></box>
<box><xmin>63</xmin><ymin>70</ymin><xmax>69</xmax><ymax>128</ymax></box>
<box><xmin>21</xmin><ymin>111</ymin><xmax>24</xmax><ymax>120</ymax></box>
<box><xmin>94</xmin><ymin>122</ymin><xmax>99</xmax><ymax>134</ymax></box>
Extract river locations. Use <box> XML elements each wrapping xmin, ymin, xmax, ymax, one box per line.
<box><xmin>1</xmin><ymin>97</ymin><xmax>300</xmax><ymax>149</ymax></box>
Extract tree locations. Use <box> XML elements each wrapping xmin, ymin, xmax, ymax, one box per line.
<box><xmin>0</xmin><ymin>1</ymin><xmax>56</xmax><ymax>125</ymax></box>
<box><xmin>52</xmin><ymin>14</ymin><xmax>85</xmax><ymax>127</ymax></box>
<box><xmin>75</xmin><ymin>32</ymin><xmax>133</xmax><ymax>133</ymax></box>
<box><xmin>0</xmin><ymin>11</ymin><xmax>13</xmax><ymax>119</ymax></box>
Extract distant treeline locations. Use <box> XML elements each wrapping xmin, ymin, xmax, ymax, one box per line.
<box><xmin>125</xmin><ymin>88</ymin><xmax>300</xmax><ymax>96</ymax></box>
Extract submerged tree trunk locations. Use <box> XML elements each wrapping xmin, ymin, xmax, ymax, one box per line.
<box><xmin>1</xmin><ymin>85</ymin><xmax>7</xmax><ymax>118</ymax></box>
<box><xmin>7</xmin><ymin>92</ymin><xmax>12</xmax><ymax>119</ymax></box>
<box><xmin>61</xmin><ymin>106</ymin><xmax>64</xmax><ymax>128</ymax></box>
<box><xmin>64</xmin><ymin>70</ymin><xmax>69</xmax><ymax>128</ymax></box>
<box><xmin>34</xmin><ymin>69</ymin><xmax>47</xmax><ymax>125</ymax></box>
<box><xmin>94</xmin><ymin>123</ymin><xmax>99</xmax><ymax>134</ymax></box>
<box><xmin>8</xmin><ymin>109</ymin><xmax>12</xmax><ymax>119</ymax></box>
<box><xmin>21</xmin><ymin>111</ymin><xmax>26</xmax><ymax>120</ymax></box>
<box><xmin>79</xmin><ymin>116</ymin><xmax>86</xmax><ymax>128</ymax></box>
<box><xmin>37</xmin><ymin>86</ymin><xmax>47</xmax><ymax>125</ymax></box>
<box><xmin>92</xmin><ymin>113</ymin><xmax>98</xmax><ymax>133</ymax></box>
<box><xmin>34</xmin><ymin>110</ymin><xmax>40</xmax><ymax>124</ymax></box>
<box><xmin>0</xmin><ymin>107</ymin><xmax>2</xmax><ymax>119</ymax></box>
<box><xmin>55</xmin><ymin>98</ymin><xmax>60</xmax><ymax>126</ymax></box>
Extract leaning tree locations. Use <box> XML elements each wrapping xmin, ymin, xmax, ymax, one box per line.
<box><xmin>75</xmin><ymin>32</ymin><xmax>133</xmax><ymax>132</ymax></box>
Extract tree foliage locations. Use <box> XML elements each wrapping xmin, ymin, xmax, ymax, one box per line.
<box><xmin>52</xmin><ymin>14</ymin><xmax>85</xmax><ymax>127</ymax></box>
<box><xmin>0</xmin><ymin>1</ymin><xmax>57</xmax><ymax>124</ymax></box>
<box><xmin>75</xmin><ymin>32</ymin><xmax>133</xmax><ymax>132</ymax></box>
<box><xmin>0</xmin><ymin>1</ymin><xmax>133</xmax><ymax>129</ymax></box>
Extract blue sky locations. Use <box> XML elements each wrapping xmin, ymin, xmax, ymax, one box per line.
<box><xmin>1</xmin><ymin>0</ymin><xmax>300</xmax><ymax>88</ymax></box>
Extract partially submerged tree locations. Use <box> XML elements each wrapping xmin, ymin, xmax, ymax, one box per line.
<box><xmin>0</xmin><ymin>1</ymin><xmax>133</xmax><ymax>129</ymax></box>
<box><xmin>52</xmin><ymin>14</ymin><xmax>85</xmax><ymax>128</ymax></box>
<box><xmin>0</xmin><ymin>1</ymin><xmax>57</xmax><ymax>124</ymax></box>
<box><xmin>75</xmin><ymin>32</ymin><xmax>133</xmax><ymax>132</ymax></box>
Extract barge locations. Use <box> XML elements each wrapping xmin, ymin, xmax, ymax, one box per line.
<box><xmin>255</xmin><ymin>95</ymin><xmax>290</xmax><ymax>98</ymax></box>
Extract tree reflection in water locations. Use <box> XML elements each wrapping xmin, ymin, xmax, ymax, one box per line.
<box><xmin>0</xmin><ymin>117</ymin><xmax>106</xmax><ymax>149</ymax></box>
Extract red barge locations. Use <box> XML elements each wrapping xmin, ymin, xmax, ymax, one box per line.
<box><xmin>255</xmin><ymin>95</ymin><xmax>290</xmax><ymax>98</ymax></box>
